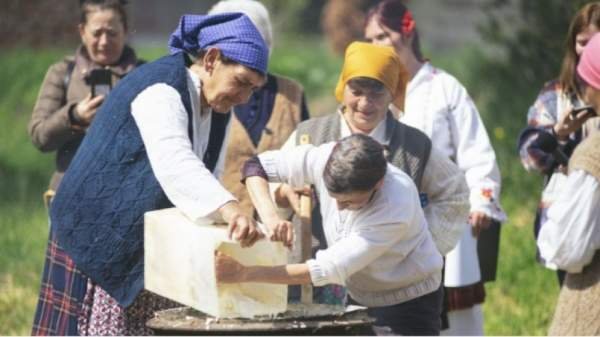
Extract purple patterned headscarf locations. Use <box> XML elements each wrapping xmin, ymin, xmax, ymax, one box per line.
<box><xmin>168</xmin><ymin>13</ymin><xmax>268</xmax><ymax>75</ymax></box>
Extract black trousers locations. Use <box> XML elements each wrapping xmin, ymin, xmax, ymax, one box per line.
<box><xmin>477</xmin><ymin>220</ymin><xmax>502</xmax><ymax>283</ymax></box>
<box><xmin>351</xmin><ymin>285</ymin><xmax>444</xmax><ymax>336</ymax></box>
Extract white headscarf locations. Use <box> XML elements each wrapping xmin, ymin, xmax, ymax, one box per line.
<box><xmin>209</xmin><ymin>0</ymin><xmax>273</xmax><ymax>55</ymax></box>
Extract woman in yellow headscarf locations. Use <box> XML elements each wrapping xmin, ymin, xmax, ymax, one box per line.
<box><xmin>335</xmin><ymin>41</ymin><xmax>407</xmax><ymax>114</ymax></box>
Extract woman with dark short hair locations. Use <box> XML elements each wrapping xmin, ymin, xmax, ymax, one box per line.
<box><xmin>216</xmin><ymin>134</ymin><xmax>445</xmax><ymax>336</ymax></box>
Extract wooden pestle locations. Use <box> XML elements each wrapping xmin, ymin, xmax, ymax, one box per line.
<box><xmin>298</xmin><ymin>134</ymin><xmax>313</xmax><ymax>304</ymax></box>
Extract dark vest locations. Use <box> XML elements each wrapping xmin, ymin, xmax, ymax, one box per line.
<box><xmin>295</xmin><ymin>111</ymin><xmax>431</xmax><ymax>190</ymax></box>
<box><xmin>50</xmin><ymin>53</ymin><xmax>227</xmax><ymax>307</ymax></box>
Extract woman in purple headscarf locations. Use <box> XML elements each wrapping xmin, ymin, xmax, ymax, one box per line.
<box><xmin>31</xmin><ymin>13</ymin><xmax>270</xmax><ymax>335</ymax></box>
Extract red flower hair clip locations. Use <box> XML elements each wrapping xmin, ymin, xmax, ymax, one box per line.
<box><xmin>482</xmin><ymin>188</ymin><xmax>493</xmax><ymax>200</ymax></box>
<box><xmin>401</xmin><ymin>10</ymin><xmax>416</xmax><ymax>35</ymax></box>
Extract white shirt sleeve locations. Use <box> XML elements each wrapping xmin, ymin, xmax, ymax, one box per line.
<box><xmin>447</xmin><ymin>80</ymin><xmax>506</xmax><ymax>221</ymax></box>
<box><xmin>131</xmin><ymin>83</ymin><xmax>236</xmax><ymax>222</ymax></box>
<box><xmin>280</xmin><ymin>130</ymin><xmax>297</xmax><ymax>151</ymax></box>
<box><xmin>537</xmin><ymin>170</ymin><xmax>600</xmax><ymax>273</ymax></box>
<box><xmin>258</xmin><ymin>142</ymin><xmax>331</xmax><ymax>188</ymax></box>
<box><xmin>306</xmin><ymin>219</ymin><xmax>410</xmax><ymax>286</ymax></box>
<box><xmin>421</xmin><ymin>147</ymin><xmax>470</xmax><ymax>255</ymax></box>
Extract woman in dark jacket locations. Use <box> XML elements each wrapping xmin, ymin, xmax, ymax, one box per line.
<box><xmin>29</xmin><ymin>0</ymin><xmax>140</xmax><ymax>196</ymax></box>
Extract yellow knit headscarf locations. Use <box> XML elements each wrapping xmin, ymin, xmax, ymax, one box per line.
<box><xmin>335</xmin><ymin>41</ymin><xmax>408</xmax><ymax>111</ymax></box>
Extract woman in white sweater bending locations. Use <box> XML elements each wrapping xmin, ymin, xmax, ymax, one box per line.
<box><xmin>215</xmin><ymin>134</ymin><xmax>444</xmax><ymax>336</ymax></box>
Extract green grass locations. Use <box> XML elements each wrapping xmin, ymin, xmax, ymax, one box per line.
<box><xmin>0</xmin><ymin>205</ymin><xmax>49</xmax><ymax>335</ymax></box>
<box><xmin>481</xmin><ymin>207</ymin><xmax>558</xmax><ymax>335</ymax></box>
<box><xmin>0</xmin><ymin>48</ymin><xmax>63</xmax><ymax>335</ymax></box>
<box><xmin>0</xmin><ymin>41</ymin><xmax>558</xmax><ymax>335</ymax></box>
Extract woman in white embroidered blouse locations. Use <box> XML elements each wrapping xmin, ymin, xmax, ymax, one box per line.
<box><xmin>216</xmin><ymin>134</ymin><xmax>444</xmax><ymax>336</ymax></box>
<box><xmin>364</xmin><ymin>0</ymin><xmax>506</xmax><ymax>335</ymax></box>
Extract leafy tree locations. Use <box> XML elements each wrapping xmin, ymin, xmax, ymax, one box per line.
<box><xmin>480</xmin><ymin>0</ymin><xmax>595</xmax><ymax>85</ymax></box>
<box><xmin>261</xmin><ymin>0</ymin><xmax>325</xmax><ymax>38</ymax></box>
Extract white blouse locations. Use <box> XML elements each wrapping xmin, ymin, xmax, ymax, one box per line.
<box><xmin>537</xmin><ymin>170</ymin><xmax>600</xmax><ymax>273</ymax></box>
<box><xmin>131</xmin><ymin>68</ymin><xmax>235</xmax><ymax>222</ymax></box>
<box><xmin>258</xmin><ymin>142</ymin><xmax>443</xmax><ymax>305</ymax></box>
<box><xmin>283</xmin><ymin>112</ymin><xmax>469</xmax><ymax>255</ymax></box>
<box><xmin>403</xmin><ymin>62</ymin><xmax>506</xmax><ymax>221</ymax></box>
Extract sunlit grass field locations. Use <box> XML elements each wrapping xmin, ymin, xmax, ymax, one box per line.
<box><xmin>0</xmin><ymin>40</ymin><xmax>558</xmax><ymax>335</ymax></box>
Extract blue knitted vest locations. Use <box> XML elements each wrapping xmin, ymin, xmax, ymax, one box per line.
<box><xmin>51</xmin><ymin>53</ymin><xmax>203</xmax><ymax>307</ymax></box>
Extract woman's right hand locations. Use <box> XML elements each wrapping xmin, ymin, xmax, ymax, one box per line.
<box><xmin>215</xmin><ymin>251</ymin><xmax>246</xmax><ymax>283</ymax></box>
<box><xmin>74</xmin><ymin>94</ymin><xmax>104</xmax><ymax>126</ymax></box>
<box><xmin>553</xmin><ymin>107</ymin><xmax>594</xmax><ymax>141</ymax></box>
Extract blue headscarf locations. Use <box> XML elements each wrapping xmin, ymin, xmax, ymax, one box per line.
<box><xmin>168</xmin><ymin>13</ymin><xmax>268</xmax><ymax>75</ymax></box>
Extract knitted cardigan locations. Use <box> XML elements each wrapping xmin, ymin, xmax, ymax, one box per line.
<box><xmin>50</xmin><ymin>53</ymin><xmax>224</xmax><ymax>307</ymax></box>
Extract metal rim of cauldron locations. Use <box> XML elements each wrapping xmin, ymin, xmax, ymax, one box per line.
<box><xmin>146</xmin><ymin>305</ymin><xmax>374</xmax><ymax>333</ymax></box>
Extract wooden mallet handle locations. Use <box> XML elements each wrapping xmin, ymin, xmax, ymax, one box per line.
<box><xmin>299</xmin><ymin>134</ymin><xmax>313</xmax><ymax>304</ymax></box>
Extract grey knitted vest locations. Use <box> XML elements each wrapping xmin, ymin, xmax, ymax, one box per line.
<box><xmin>295</xmin><ymin>111</ymin><xmax>431</xmax><ymax>190</ymax></box>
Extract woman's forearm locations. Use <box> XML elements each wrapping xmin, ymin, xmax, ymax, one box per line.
<box><xmin>243</xmin><ymin>263</ymin><xmax>312</xmax><ymax>285</ymax></box>
<box><xmin>246</xmin><ymin>176</ymin><xmax>282</xmax><ymax>224</ymax></box>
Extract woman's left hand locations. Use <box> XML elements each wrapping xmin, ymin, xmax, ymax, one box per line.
<box><xmin>215</xmin><ymin>251</ymin><xmax>245</xmax><ymax>283</ymax></box>
<box><xmin>469</xmin><ymin>211</ymin><xmax>491</xmax><ymax>238</ymax></box>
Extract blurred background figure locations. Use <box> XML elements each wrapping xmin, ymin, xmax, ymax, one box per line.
<box><xmin>28</xmin><ymin>0</ymin><xmax>142</xmax><ymax>199</ymax></box>
<box><xmin>209</xmin><ymin>0</ymin><xmax>310</xmax><ymax>218</ymax></box>
<box><xmin>517</xmin><ymin>2</ymin><xmax>600</xmax><ymax>286</ymax></box>
<box><xmin>537</xmin><ymin>32</ymin><xmax>600</xmax><ymax>335</ymax></box>
<box><xmin>364</xmin><ymin>0</ymin><xmax>506</xmax><ymax>335</ymax></box>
